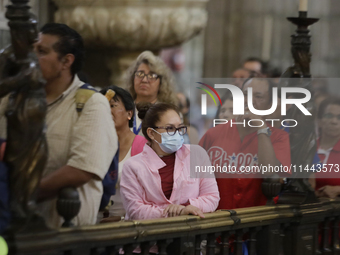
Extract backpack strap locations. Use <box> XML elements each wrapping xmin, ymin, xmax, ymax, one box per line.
<box><xmin>99</xmin><ymin>146</ymin><xmax>119</xmax><ymax>211</ymax></box>
<box><xmin>0</xmin><ymin>139</ymin><xmax>5</xmax><ymax>161</ymax></box>
<box><xmin>75</xmin><ymin>83</ymin><xmax>98</xmax><ymax>115</ymax></box>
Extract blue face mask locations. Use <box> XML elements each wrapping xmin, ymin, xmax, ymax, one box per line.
<box><xmin>152</xmin><ymin>129</ymin><xmax>184</xmax><ymax>154</ymax></box>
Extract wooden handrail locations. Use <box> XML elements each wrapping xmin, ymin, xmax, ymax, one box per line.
<box><xmin>4</xmin><ymin>198</ymin><xmax>340</xmax><ymax>255</ymax></box>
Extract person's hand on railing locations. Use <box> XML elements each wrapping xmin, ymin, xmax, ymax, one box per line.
<box><xmin>100</xmin><ymin>216</ymin><xmax>123</xmax><ymax>223</ymax></box>
<box><xmin>180</xmin><ymin>205</ymin><xmax>205</xmax><ymax>218</ymax></box>
<box><xmin>315</xmin><ymin>185</ymin><xmax>340</xmax><ymax>199</ymax></box>
<box><xmin>162</xmin><ymin>204</ymin><xmax>185</xmax><ymax>217</ymax></box>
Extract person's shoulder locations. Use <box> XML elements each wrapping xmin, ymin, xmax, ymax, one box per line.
<box><xmin>182</xmin><ymin>144</ymin><xmax>210</xmax><ymax>159</ymax></box>
<box><xmin>79</xmin><ymin>82</ymin><xmax>105</xmax><ymax>103</ymax></box>
<box><xmin>80</xmin><ymin>87</ymin><xmax>109</xmax><ymax>111</ymax></box>
<box><xmin>124</xmin><ymin>152</ymin><xmax>145</xmax><ymax>170</ymax></box>
<box><xmin>182</xmin><ymin>145</ymin><xmax>211</xmax><ymax>170</ymax></box>
<box><xmin>134</xmin><ymin>135</ymin><xmax>148</xmax><ymax>143</ymax></box>
<box><xmin>88</xmin><ymin>92</ymin><xmax>108</xmax><ymax>104</ymax></box>
<box><xmin>211</xmin><ymin>124</ymin><xmax>229</xmax><ymax>132</ymax></box>
<box><xmin>204</xmin><ymin>124</ymin><xmax>228</xmax><ymax>137</ymax></box>
<box><xmin>271</xmin><ymin>126</ymin><xmax>289</xmax><ymax>140</ymax></box>
<box><xmin>201</xmin><ymin>124</ymin><xmax>232</xmax><ymax>143</ymax></box>
<box><xmin>131</xmin><ymin>136</ymin><xmax>148</xmax><ymax>155</ymax></box>
<box><xmin>185</xmin><ymin>144</ymin><xmax>205</xmax><ymax>153</ymax></box>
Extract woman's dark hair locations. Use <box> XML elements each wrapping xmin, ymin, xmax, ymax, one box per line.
<box><xmin>317</xmin><ymin>96</ymin><xmax>340</xmax><ymax>120</ymax></box>
<box><xmin>215</xmin><ymin>90</ymin><xmax>233</xmax><ymax>119</ymax></box>
<box><xmin>40</xmin><ymin>23</ymin><xmax>84</xmax><ymax>76</ymax></box>
<box><xmin>137</xmin><ymin>102</ymin><xmax>180</xmax><ymax>142</ymax></box>
<box><xmin>100</xmin><ymin>85</ymin><xmax>135</xmax><ymax>127</ymax></box>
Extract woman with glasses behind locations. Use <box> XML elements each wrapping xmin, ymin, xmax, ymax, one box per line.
<box><xmin>125</xmin><ymin>51</ymin><xmax>177</xmax><ymax>135</ymax></box>
<box><xmin>309</xmin><ymin>97</ymin><xmax>340</xmax><ymax>198</ymax></box>
<box><xmin>120</xmin><ymin>102</ymin><xmax>219</xmax><ymax>221</ymax></box>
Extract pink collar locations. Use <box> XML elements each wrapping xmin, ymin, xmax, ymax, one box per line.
<box><xmin>141</xmin><ymin>144</ymin><xmax>190</xmax><ymax>172</ymax></box>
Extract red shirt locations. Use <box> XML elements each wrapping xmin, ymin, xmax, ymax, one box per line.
<box><xmin>316</xmin><ymin>138</ymin><xmax>340</xmax><ymax>190</ymax></box>
<box><xmin>158</xmin><ymin>153</ymin><xmax>190</xmax><ymax>206</ymax></box>
<box><xmin>199</xmin><ymin>124</ymin><xmax>291</xmax><ymax>210</ymax></box>
<box><xmin>159</xmin><ymin>153</ymin><xmax>176</xmax><ymax>199</ymax></box>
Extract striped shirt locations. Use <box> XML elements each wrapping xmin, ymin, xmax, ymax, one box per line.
<box><xmin>41</xmin><ymin>75</ymin><xmax>117</xmax><ymax>228</ymax></box>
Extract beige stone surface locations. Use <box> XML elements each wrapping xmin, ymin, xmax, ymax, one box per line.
<box><xmin>53</xmin><ymin>0</ymin><xmax>208</xmax><ymax>51</ymax></box>
<box><xmin>53</xmin><ymin>0</ymin><xmax>209</xmax><ymax>85</ymax></box>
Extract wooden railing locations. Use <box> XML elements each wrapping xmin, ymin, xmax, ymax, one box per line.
<box><xmin>3</xmin><ymin>198</ymin><xmax>340</xmax><ymax>255</ymax></box>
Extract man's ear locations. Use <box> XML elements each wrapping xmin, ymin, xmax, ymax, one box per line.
<box><xmin>61</xmin><ymin>53</ymin><xmax>75</xmax><ymax>70</ymax></box>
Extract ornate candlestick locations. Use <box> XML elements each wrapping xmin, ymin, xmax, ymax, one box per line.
<box><xmin>0</xmin><ymin>0</ymin><xmax>50</xmax><ymax>232</ymax></box>
<box><xmin>262</xmin><ymin>11</ymin><xmax>319</xmax><ymax>204</ymax></box>
<box><xmin>282</xmin><ymin>11</ymin><xmax>319</xmax><ymax>78</ymax></box>
<box><xmin>281</xmin><ymin>11</ymin><xmax>319</xmax><ymax>204</ymax></box>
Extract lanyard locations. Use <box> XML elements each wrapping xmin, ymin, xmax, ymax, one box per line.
<box><xmin>133</xmin><ymin>111</ymin><xmax>142</xmax><ymax>135</ymax></box>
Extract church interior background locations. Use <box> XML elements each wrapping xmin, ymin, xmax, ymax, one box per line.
<box><xmin>1</xmin><ymin>0</ymin><xmax>340</xmax><ymax>95</ymax></box>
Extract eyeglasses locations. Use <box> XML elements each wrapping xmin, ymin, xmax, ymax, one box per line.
<box><xmin>153</xmin><ymin>126</ymin><xmax>187</xmax><ymax>136</ymax></box>
<box><xmin>323</xmin><ymin>113</ymin><xmax>340</xmax><ymax>120</ymax></box>
<box><xmin>135</xmin><ymin>71</ymin><xmax>160</xmax><ymax>82</ymax></box>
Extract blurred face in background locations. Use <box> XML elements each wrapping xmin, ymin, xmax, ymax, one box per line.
<box><xmin>177</xmin><ymin>92</ymin><xmax>189</xmax><ymax>116</ymax></box>
<box><xmin>243</xmin><ymin>61</ymin><xmax>262</xmax><ymax>74</ymax></box>
<box><xmin>320</xmin><ymin>104</ymin><xmax>340</xmax><ymax>139</ymax></box>
<box><xmin>232</xmin><ymin>68</ymin><xmax>251</xmax><ymax>88</ymax></box>
<box><xmin>218</xmin><ymin>99</ymin><xmax>234</xmax><ymax>121</ymax></box>
<box><xmin>243</xmin><ymin>79</ymin><xmax>271</xmax><ymax>112</ymax></box>
<box><xmin>134</xmin><ymin>63</ymin><xmax>160</xmax><ymax>102</ymax></box>
<box><xmin>109</xmin><ymin>96</ymin><xmax>132</xmax><ymax>130</ymax></box>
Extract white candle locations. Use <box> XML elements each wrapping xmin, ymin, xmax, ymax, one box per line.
<box><xmin>299</xmin><ymin>0</ymin><xmax>308</xmax><ymax>12</ymax></box>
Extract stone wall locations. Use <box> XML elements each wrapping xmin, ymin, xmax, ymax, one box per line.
<box><xmin>0</xmin><ymin>0</ymin><xmax>10</xmax><ymax>49</ymax></box>
<box><xmin>203</xmin><ymin>0</ymin><xmax>340</xmax><ymax>79</ymax></box>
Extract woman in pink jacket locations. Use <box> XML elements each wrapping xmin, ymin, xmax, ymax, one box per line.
<box><xmin>120</xmin><ymin>103</ymin><xmax>219</xmax><ymax>220</ymax></box>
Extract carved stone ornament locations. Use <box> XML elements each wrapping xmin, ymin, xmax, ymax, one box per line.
<box><xmin>53</xmin><ymin>0</ymin><xmax>208</xmax><ymax>51</ymax></box>
<box><xmin>52</xmin><ymin>0</ymin><xmax>209</xmax><ymax>85</ymax></box>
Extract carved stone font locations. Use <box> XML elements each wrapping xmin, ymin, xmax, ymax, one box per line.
<box><xmin>52</xmin><ymin>0</ymin><xmax>209</xmax><ymax>84</ymax></box>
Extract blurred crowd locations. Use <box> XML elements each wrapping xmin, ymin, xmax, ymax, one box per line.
<box><xmin>0</xmin><ymin>22</ymin><xmax>339</xmax><ymax>254</ymax></box>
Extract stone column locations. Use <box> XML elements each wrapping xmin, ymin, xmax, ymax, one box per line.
<box><xmin>53</xmin><ymin>0</ymin><xmax>209</xmax><ymax>87</ymax></box>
